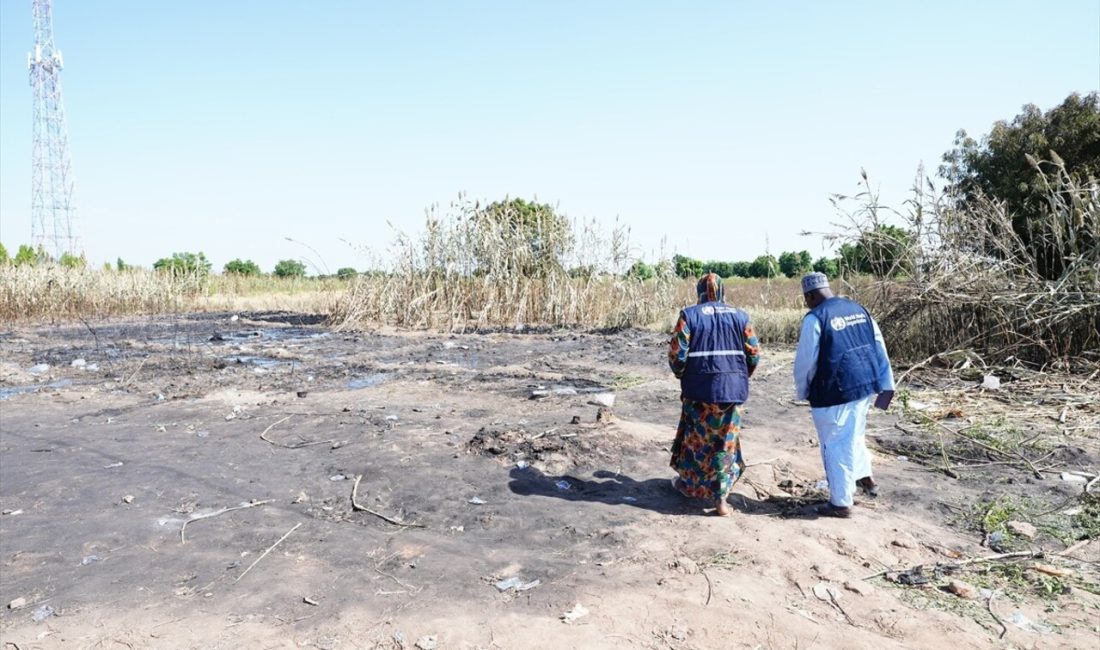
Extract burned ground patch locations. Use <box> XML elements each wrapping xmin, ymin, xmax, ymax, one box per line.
<box><xmin>1</xmin><ymin>313</ymin><xmax>1098</xmax><ymax>649</ymax></box>
<box><xmin>465</xmin><ymin>420</ymin><xmax>648</xmax><ymax>473</ymax></box>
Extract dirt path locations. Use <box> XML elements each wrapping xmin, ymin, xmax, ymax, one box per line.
<box><xmin>1</xmin><ymin>313</ymin><xmax>1096</xmax><ymax>649</ymax></box>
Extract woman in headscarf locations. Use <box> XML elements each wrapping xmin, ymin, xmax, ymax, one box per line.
<box><xmin>668</xmin><ymin>273</ymin><xmax>761</xmax><ymax>516</ymax></box>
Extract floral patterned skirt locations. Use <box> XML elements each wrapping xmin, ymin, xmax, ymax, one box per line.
<box><xmin>669</xmin><ymin>399</ymin><xmax>744</xmax><ymax>501</ymax></box>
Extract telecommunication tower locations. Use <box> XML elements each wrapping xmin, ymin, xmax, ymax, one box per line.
<box><xmin>29</xmin><ymin>0</ymin><xmax>81</xmax><ymax>258</ymax></box>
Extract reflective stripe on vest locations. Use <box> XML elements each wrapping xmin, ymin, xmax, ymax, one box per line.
<box><xmin>686</xmin><ymin>350</ymin><xmax>745</xmax><ymax>357</ymax></box>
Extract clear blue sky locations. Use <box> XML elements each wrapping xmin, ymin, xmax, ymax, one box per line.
<box><xmin>1</xmin><ymin>1</ymin><xmax>1097</xmax><ymax>273</ymax></box>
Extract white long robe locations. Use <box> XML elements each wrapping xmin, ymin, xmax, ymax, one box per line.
<box><xmin>793</xmin><ymin>314</ymin><xmax>894</xmax><ymax>508</ymax></box>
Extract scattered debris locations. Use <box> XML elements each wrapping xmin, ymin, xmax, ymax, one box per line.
<box><xmin>1008</xmin><ymin>611</ymin><xmax>1052</xmax><ymax>634</ymax></box>
<box><xmin>892</xmin><ymin>567</ymin><xmax>930</xmax><ymax>586</ymax></box>
<box><xmin>1006</xmin><ymin>521</ymin><xmax>1037</xmax><ymax>540</ymax></box>
<box><xmin>1060</xmin><ymin>472</ymin><xmax>1089</xmax><ymax>484</ymax></box>
<box><xmin>555</xmin><ymin>480</ymin><xmax>571</xmax><ymax>491</ymax></box>
<box><xmin>561</xmin><ymin>603</ymin><xmax>589</xmax><ymax>624</ymax></box>
<box><xmin>330</xmin><ymin>475</ymin><xmax>347</xmax><ymax>481</ymax></box>
<box><xmin>569</xmin><ymin>415</ymin><xmax>582</xmax><ymax>425</ymax></box>
<box><xmin>494</xmin><ymin>576</ymin><xmax>540</xmax><ymax>592</ymax></box>
<box><xmin>945</xmin><ymin>579</ymin><xmax>977</xmax><ymax>599</ymax></box>
<box><xmin>414</xmin><ymin>635</ymin><xmax>437</xmax><ymax>650</ymax></box>
<box><xmin>122</xmin><ymin>495</ymin><xmax>134</xmax><ymax>504</ymax></box>
<box><xmin>515</xmin><ymin>460</ymin><xmax>529</xmax><ymax>469</ymax></box>
<box><xmin>296</xmin><ymin>390</ymin><xmax>308</xmax><ymax>398</ymax></box>
<box><xmin>8</xmin><ymin>597</ymin><xmax>26</xmax><ymax>610</ymax></box>
<box><xmin>843</xmin><ymin>580</ymin><xmax>872</xmax><ymax>596</ymax></box>
<box><xmin>28</xmin><ymin>363</ymin><xmax>50</xmax><ymax>374</ymax></box>
<box><xmin>986</xmin><ymin>530</ymin><xmax>1008</xmax><ymax>552</ymax></box>
<box><xmin>32</xmin><ymin>604</ymin><xmax>55</xmax><ymax>622</ymax></box>
<box><xmin>1031</xmin><ymin>564</ymin><xmax>1073</xmax><ymax>578</ymax></box>
<box><xmin>2</xmin><ymin>509</ymin><xmax>23</xmax><ymax>516</ymax></box>
<box><xmin>812</xmin><ymin>583</ymin><xmax>841</xmax><ymax>602</ymax></box>
<box><xmin>81</xmin><ymin>555</ymin><xmax>101</xmax><ymax>566</ymax></box>
<box><xmin>669</xmin><ymin>557</ymin><xmax>699</xmax><ymax>575</ymax></box>
<box><xmin>71</xmin><ymin>359</ymin><xmax>86</xmax><ymax>368</ymax></box>
<box><xmin>980</xmin><ymin>375</ymin><xmax>1001</xmax><ymax>391</ymax></box>
<box><xmin>891</xmin><ymin>537</ymin><xmax>918</xmax><ymax>549</ymax></box>
<box><xmin>589</xmin><ymin>393</ymin><xmax>615</xmax><ymax>408</ymax></box>
<box><xmin>103</xmin><ymin>462</ymin><xmax>124</xmax><ymax>469</ymax></box>
<box><xmin>467</xmin><ymin>497</ymin><xmax>487</xmax><ymax>505</ymax></box>
<box><xmin>303</xmin><ymin>596</ymin><xmax>318</xmax><ymax>606</ymax></box>
<box><xmin>494</xmin><ymin>577</ymin><xmax>523</xmax><ymax>590</ymax></box>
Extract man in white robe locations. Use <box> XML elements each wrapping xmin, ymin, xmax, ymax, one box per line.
<box><xmin>793</xmin><ymin>273</ymin><xmax>894</xmax><ymax>518</ymax></box>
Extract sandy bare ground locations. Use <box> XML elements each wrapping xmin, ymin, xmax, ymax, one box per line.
<box><xmin>0</xmin><ymin>312</ymin><xmax>1097</xmax><ymax>649</ymax></box>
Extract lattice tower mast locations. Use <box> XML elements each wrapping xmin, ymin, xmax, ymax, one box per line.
<box><xmin>29</xmin><ymin>0</ymin><xmax>80</xmax><ymax>258</ymax></box>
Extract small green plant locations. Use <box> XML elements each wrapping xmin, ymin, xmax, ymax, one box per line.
<box><xmin>0</xmin><ymin>242</ymin><xmax>8</xmax><ymax>265</ymax></box>
<box><xmin>699</xmin><ymin>550</ymin><xmax>741</xmax><ymax>568</ymax></box>
<box><xmin>611</xmin><ymin>373</ymin><xmax>648</xmax><ymax>390</ymax></box>
<box><xmin>971</xmin><ymin>563</ymin><xmax>1071</xmax><ymax>601</ymax></box>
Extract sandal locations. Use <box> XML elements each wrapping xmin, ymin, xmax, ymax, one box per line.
<box><xmin>809</xmin><ymin>502</ymin><xmax>852</xmax><ymax>518</ymax></box>
<box><xmin>857</xmin><ymin>477</ymin><xmax>879</xmax><ymax>498</ymax></box>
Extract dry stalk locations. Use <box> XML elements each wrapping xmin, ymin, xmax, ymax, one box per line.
<box><xmin>258</xmin><ymin>414</ymin><xmax>335</xmax><ymax>449</ymax></box>
<box><xmin>235</xmin><ymin>522</ymin><xmax>302</xmax><ymax>582</ymax></box>
<box><xmin>350</xmin><ymin>474</ymin><xmax>425</xmax><ymax>528</ymax></box>
<box><xmin>180</xmin><ymin>499</ymin><xmax>272</xmax><ymax>544</ymax></box>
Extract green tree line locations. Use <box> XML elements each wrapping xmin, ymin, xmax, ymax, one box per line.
<box><xmin>658</xmin><ymin>251</ymin><xmax>840</xmax><ymax>280</ymax></box>
<box><xmin>0</xmin><ymin>244</ymin><xmax>363</xmax><ymax>280</ymax></box>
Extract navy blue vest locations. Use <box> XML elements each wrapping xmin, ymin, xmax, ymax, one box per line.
<box><xmin>807</xmin><ymin>297</ymin><xmax>882</xmax><ymax>408</ymax></box>
<box><xmin>680</xmin><ymin>302</ymin><xmax>750</xmax><ymax>404</ymax></box>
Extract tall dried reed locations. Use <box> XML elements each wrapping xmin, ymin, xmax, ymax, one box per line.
<box><xmin>329</xmin><ymin>196</ymin><xmax>807</xmax><ymax>339</ymax></box>
<box><xmin>828</xmin><ymin>160</ymin><xmax>1099</xmax><ymax>365</ymax></box>
<box><xmin>0</xmin><ymin>266</ymin><xmax>344</xmax><ymax>322</ymax></box>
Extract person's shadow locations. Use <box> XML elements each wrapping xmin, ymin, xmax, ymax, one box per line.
<box><xmin>507</xmin><ymin>467</ymin><xmax>779</xmax><ymax>516</ymax></box>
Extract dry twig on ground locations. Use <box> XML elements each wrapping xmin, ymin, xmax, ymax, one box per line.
<box><xmin>861</xmin><ymin>550</ymin><xmax>1044</xmax><ymax>581</ymax></box>
<box><xmin>180</xmin><ymin>500</ymin><xmax>272</xmax><ymax>544</ymax></box>
<box><xmin>351</xmin><ymin>474</ymin><xmax>425</xmax><ymax>528</ymax></box>
<box><xmin>235</xmin><ymin>522</ymin><xmax>302</xmax><ymax>582</ymax></box>
<box><xmin>987</xmin><ymin>590</ymin><xmax>1007</xmax><ymax>639</ymax></box>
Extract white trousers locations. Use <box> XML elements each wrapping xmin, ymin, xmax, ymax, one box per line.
<box><xmin>811</xmin><ymin>395</ymin><xmax>874</xmax><ymax>508</ymax></box>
